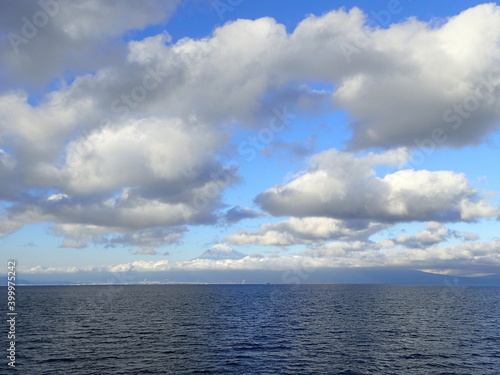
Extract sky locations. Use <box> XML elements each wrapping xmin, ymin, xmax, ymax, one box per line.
<box><xmin>1</xmin><ymin>0</ymin><xmax>500</xmax><ymax>283</ymax></box>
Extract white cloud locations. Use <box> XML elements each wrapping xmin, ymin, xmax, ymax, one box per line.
<box><xmin>2</xmin><ymin>3</ymin><xmax>500</xmax><ymax>251</ymax></box>
<box><xmin>330</xmin><ymin>4</ymin><xmax>500</xmax><ymax>149</ymax></box>
<box><xmin>0</xmin><ymin>115</ymin><xmax>237</xmax><ymax>245</ymax></box>
<box><xmin>225</xmin><ymin>217</ymin><xmax>385</xmax><ymax>246</ymax></box>
<box><xmin>105</xmin><ymin>227</ymin><xmax>185</xmax><ymax>249</ymax></box>
<box><xmin>0</xmin><ymin>0</ymin><xmax>180</xmax><ymax>88</ymax></box>
<box><xmin>370</xmin><ymin>239</ymin><xmax>500</xmax><ymax>269</ymax></box>
<box><xmin>116</xmin><ymin>3</ymin><xmax>500</xmax><ymax>148</ymax></box>
<box><xmin>48</xmin><ymin>224</ymin><xmax>185</xmax><ymax>249</ymax></box>
<box><xmin>455</xmin><ymin>231</ymin><xmax>480</xmax><ymax>242</ymax></box>
<box><xmin>302</xmin><ymin>241</ymin><xmax>374</xmax><ymax>260</ymax></box>
<box><xmin>51</xmin><ymin>224</ymin><xmax>118</xmax><ymax>249</ymax></box>
<box><xmin>388</xmin><ymin>222</ymin><xmax>479</xmax><ymax>249</ymax></box>
<box><xmin>106</xmin><ymin>260</ymin><xmax>170</xmax><ymax>273</ymax></box>
<box><xmin>394</xmin><ymin>222</ymin><xmax>451</xmax><ymax>248</ymax></box>
<box><xmin>21</xmin><ymin>236</ymin><xmax>500</xmax><ymax>275</ymax></box>
<box><xmin>256</xmin><ymin>148</ymin><xmax>498</xmax><ymax>222</ymax></box>
<box><xmin>390</xmin><ymin>221</ymin><xmax>480</xmax><ymax>249</ymax></box>
<box><xmin>300</xmin><ymin>237</ymin><xmax>500</xmax><ymax>270</ymax></box>
<box><xmin>133</xmin><ymin>248</ymin><xmax>158</xmax><ymax>256</ymax></box>
<box><xmin>57</xmin><ymin>117</ymin><xmax>226</xmax><ymax>195</ymax></box>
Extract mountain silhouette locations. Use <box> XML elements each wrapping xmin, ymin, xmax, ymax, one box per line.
<box><xmin>193</xmin><ymin>243</ymin><xmax>246</xmax><ymax>261</ymax></box>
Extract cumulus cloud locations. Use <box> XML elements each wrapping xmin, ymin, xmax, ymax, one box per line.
<box><xmin>298</xmin><ymin>4</ymin><xmax>500</xmax><ymax>149</ymax></box>
<box><xmin>133</xmin><ymin>248</ymin><xmax>158</xmax><ymax>256</ymax></box>
<box><xmin>0</xmin><ymin>115</ymin><xmax>237</xmax><ymax>245</ymax></box>
<box><xmin>57</xmin><ymin>118</ymin><xmax>225</xmax><ymax>194</ymax></box>
<box><xmin>48</xmin><ymin>224</ymin><xmax>184</xmax><ymax>250</ymax></box>
<box><xmin>455</xmin><ymin>231</ymin><xmax>480</xmax><ymax>242</ymax></box>
<box><xmin>21</xmin><ymin>236</ymin><xmax>500</xmax><ymax>275</ymax></box>
<box><xmin>371</xmin><ymin>239</ymin><xmax>500</xmax><ymax>270</ymax></box>
<box><xmin>51</xmin><ymin>224</ymin><xmax>123</xmax><ymax>249</ymax></box>
<box><xmin>391</xmin><ymin>222</ymin><xmax>480</xmax><ymax>249</ymax></box>
<box><xmin>0</xmin><ymin>0</ymin><xmax>179</xmax><ymax>89</ymax></box>
<box><xmin>22</xmin><ymin>260</ymin><xmax>170</xmax><ymax>274</ymax></box>
<box><xmin>106</xmin><ymin>260</ymin><xmax>170</xmax><ymax>273</ymax></box>
<box><xmin>297</xmin><ymin>238</ymin><xmax>500</xmax><ymax>271</ymax></box>
<box><xmin>393</xmin><ymin>222</ymin><xmax>452</xmax><ymax>248</ymax></box>
<box><xmin>256</xmin><ymin>148</ymin><xmax>498</xmax><ymax>222</ymax></box>
<box><xmin>225</xmin><ymin>217</ymin><xmax>385</xmax><ymax>246</ymax></box>
<box><xmin>105</xmin><ymin>227</ymin><xmax>185</xmax><ymax>249</ymax></box>
<box><xmin>102</xmin><ymin>3</ymin><xmax>500</xmax><ymax>147</ymax></box>
<box><xmin>61</xmin><ymin>3</ymin><xmax>492</xmax><ymax>140</ymax></box>
<box><xmin>2</xmin><ymin>3</ymin><xmax>500</xmax><ymax>251</ymax></box>
<box><xmin>48</xmin><ymin>222</ymin><xmax>186</xmax><ymax>249</ymax></box>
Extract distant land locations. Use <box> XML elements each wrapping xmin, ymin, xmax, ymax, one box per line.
<box><xmin>2</xmin><ymin>268</ymin><xmax>499</xmax><ymax>287</ymax></box>
<box><xmin>4</xmin><ymin>244</ymin><xmax>499</xmax><ymax>287</ymax></box>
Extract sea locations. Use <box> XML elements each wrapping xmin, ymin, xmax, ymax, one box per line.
<box><xmin>2</xmin><ymin>284</ymin><xmax>499</xmax><ymax>374</ymax></box>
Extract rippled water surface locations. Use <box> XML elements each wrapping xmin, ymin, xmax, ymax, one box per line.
<box><xmin>3</xmin><ymin>284</ymin><xmax>500</xmax><ymax>374</ymax></box>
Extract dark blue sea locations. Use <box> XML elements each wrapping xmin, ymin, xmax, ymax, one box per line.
<box><xmin>2</xmin><ymin>284</ymin><xmax>500</xmax><ymax>374</ymax></box>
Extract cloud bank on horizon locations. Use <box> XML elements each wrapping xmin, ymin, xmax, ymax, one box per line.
<box><xmin>1</xmin><ymin>0</ymin><xmax>500</xmax><ymax>277</ymax></box>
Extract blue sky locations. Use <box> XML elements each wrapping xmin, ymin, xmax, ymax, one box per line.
<box><xmin>1</xmin><ymin>0</ymin><xmax>500</xmax><ymax>282</ymax></box>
